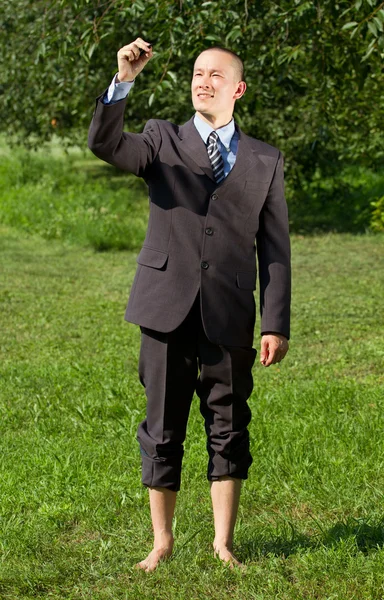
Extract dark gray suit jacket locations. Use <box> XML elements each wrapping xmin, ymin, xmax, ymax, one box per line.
<box><xmin>88</xmin><ymin>95</ymin><xmax>291</xmax><ymax>347</ymax></box>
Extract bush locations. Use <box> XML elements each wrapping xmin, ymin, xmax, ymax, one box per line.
<box><xmin>370</xmin><ymin>197</ymin><xmax>384</xmax><ymax>233</ymax></box>
<box><xmin>288</xmin><ymin>166</ymin><xmax>384</xmax><ymax>233</ymax></box>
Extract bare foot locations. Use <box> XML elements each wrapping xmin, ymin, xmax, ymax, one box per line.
<box><xmin>136</xmin><ymin>538</ymin><xmax>174</xmax><ymax>572</ymax></box>
<box><xmin>213</xmin><ymin>545</ymin><xmax>245</xmax><ymax>569</ymax></box>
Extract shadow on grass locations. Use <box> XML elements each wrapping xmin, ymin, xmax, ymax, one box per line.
<box><xmin>289</xmin><ymin>176</ymin><xmax>384</xmax><ymax>234</ymax></box>
<box><xmin>81</xmin><ymin>163</ymin><xmax>131</xmax><ymax>180</ymax></box>
<box><xmin>238</xmin><ymin>516</ymin><xmax>384</xmax><ymax>561</ymax></box>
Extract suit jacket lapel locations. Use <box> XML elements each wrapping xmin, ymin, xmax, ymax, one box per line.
<box><xmin>177</xmin><ymin>118</ymin><xmax>215</xmax><ymax>182</ymax></box>
<box><xmin>178</xmin><ymin>118</ymin><xmax>261</xmax><ymax>186</ymax></box>
<box><xmin>221</xmin><ymin>126</ymin><xmax>259</xmax><ymax>186</ymax></box>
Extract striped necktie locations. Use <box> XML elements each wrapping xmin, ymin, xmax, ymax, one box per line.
<box><xmin>207</xmin><ymin>131</ymin><xmax>225</xmax><ymax>184</ymax></box>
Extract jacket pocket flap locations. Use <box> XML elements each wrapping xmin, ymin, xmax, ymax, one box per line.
<box><xmin>137</xmin><ymin>247</ymin><xmax>168</xmax><ymax>269</ymax></box>
<box><xmin>236</xmin><ymin>271</ymin><xmax>256</xmax><ymax>290</ymax></box>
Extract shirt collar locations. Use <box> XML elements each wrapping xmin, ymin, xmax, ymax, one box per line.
<box><xmin>193</xmin><ymin>113</ymin><xmax>235</xmax><ymax>151</ymax></box>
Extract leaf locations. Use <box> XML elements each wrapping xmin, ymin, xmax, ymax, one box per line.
<box><xmin>167</xmin><ymin>70</ymin><xmax>177</xmax><ymax>84</ymax></box>
<box><xmin>205</xmin><ymin>34</ymin><xmax>222</xmax><ymax>42</ymax></box>
<box><xmin>367</xmin><ymin>21</ymin><xmax>378</xmax><ymax>36</ymax></box>
<box><xmin>148</xmin><ymin>92</ymin><xmax>155</xmax><ymax>107</ymax></box>
<box><xmin>342</xmin><ymin>21</ymin><xmax>358</xmax><ymax>30</ymax></box>
<box><xmin>80</xmin><ymin>28</ymin><xmax>91</xmax><ymax>40</ymax></box>
<box><xmin>88</xmin><ymin>43</ymin><xmax>96</xmax><ymax>60</ymax></box>
<box><xmin>373</xmin><ymin>17</ymin><xmax>383</xmax><ymax>32</ymax></box>
<box><xmin>226</xmin><ymin>27</ymin><xmax>242</xmax><ymax>42</ymax></box>
<box><xmin>361</xmin><ymin>44</ymin><xmax>376</xmax><ymax>62</ymax></box>
<box><xmin>340</xmin><ymin>7</ymin><xmax>352</xmax><ymax>18</ymax></box>
<box><xmin>354</xmin><ymin>0</ymin><xmax>362</xmax><ymax>9</ymax></box>
<box><xmin>133</xmin><ymin>0</ymin><xmax>145</xmax><ymax>11</ymax></box>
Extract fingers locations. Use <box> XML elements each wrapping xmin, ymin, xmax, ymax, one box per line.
<box><xmin>118</xmin><ymin>38</ymin><xmax>152</xmax><ymax>62</ymax></box>
<box><xmin>259</xmin><ymin>338</ymin><xmax>269</xmax><ymax>367</ymax></box>
<box><xmin>261</xmin><ymin>347</ymin><xmax>275</xmax><ymax>367</ymax></box>
<box><xmin>117</xmin><ymin>38</ymin><xmax>153</xmax><ymax>82</ymax></box>
<box><xmin>260</xmin><ymin>335</ymin><xmax>289</xmax><ymax>368</ymax></box>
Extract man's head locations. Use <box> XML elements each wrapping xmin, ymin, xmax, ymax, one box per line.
<box><xmin>191</xmin><ymin>47</ymin><xmax>246</xmax><ymax>127</ymax></box>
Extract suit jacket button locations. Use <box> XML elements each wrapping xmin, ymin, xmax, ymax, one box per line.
<box><xmin>201</xmin><ymin>261</ymin><xmax>209</xmax><ymax>270</ymax></box>
<box><xmin>211</xmin><ymin>193</ymin><xmax>218</xmax><ymax>201</ymax></box>
<box><xmin>205</xmin><ymin>227</ymin><xmax>213</xmax><ymax>236</ymax></box>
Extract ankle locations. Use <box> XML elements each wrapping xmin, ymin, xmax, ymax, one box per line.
<box><xmin>213</xmin><ymin>537</ymin><xmax>233</xmax><ymax>552</ymax></box>
<box><xmin>154</xmin><ymin>530</ymin><xmax>174</xmax><ymax>550</ymax></box>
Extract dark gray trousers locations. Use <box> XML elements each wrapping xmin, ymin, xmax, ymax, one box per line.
<box><xmin>137</xmin><ymin>294</ymin><xmax>256</xmax><ymax>492</ymax></box>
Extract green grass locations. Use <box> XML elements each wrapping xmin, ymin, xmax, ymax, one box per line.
<box><xmin>0</xmin><ymin>142</ymin><xmax>148</xmax><ymax>251</ymax></box>
<box><xmin>1</xmin><ymin>139</ymin><xmax>384</xmax><ymax>251</ymax></box>
<box><xmin>1</xmin><ymin>226</ymin><xmax>384</xmax><ymax>599</ymax></box>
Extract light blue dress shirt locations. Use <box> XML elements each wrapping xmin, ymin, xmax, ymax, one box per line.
<box><xmin>105</xmin><ymin>73</ymin><xmax>134</xmax><ymax>103</ymax></box>
<box><xmin>192</xmin><ymin>114</ymin><xmax>238</xmax><ymax>177</ymax></box>
<box><xmin>103</xmin><ymin>75</ymin><xmax>239</xmax><ymax>175</ymax></box>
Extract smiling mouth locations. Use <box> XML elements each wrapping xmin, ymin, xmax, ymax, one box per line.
<box><xmin>197</xmin><ymin>93</ymin><xmax>213</xmax><ymax>98</ymax></box>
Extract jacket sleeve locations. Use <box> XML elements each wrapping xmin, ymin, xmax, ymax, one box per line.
<box><xmin>87</xmin><ymin>92</ymin><xmax>162</xmax><ymax>178</ymax></box>
<box><xmin>256</xmin><ymin>151</ymin><xmax>291</xmax><ymax>339</ymax></box>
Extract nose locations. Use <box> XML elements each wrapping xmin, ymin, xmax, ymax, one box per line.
<box><xmin>198</xmin><ymin>75</ymin><xmax>210</xmax><ymax>88</ymax></box>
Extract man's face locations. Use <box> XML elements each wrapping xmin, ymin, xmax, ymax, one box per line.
<box><xmin>191</xmin><ymin>50</ymin><xmax>244</xmax><ymax>120</ymax></box>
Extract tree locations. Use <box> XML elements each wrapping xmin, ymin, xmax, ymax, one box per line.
<box><xmin>1</xmin><ymin>0</ymin><xmax>383</xmax><ymax>216</ymax></box>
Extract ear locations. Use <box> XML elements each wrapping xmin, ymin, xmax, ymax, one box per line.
<box><xmin>233</xmin><ymin>81</ymin><xmax>246</xmax><ymax>100</ymax></box>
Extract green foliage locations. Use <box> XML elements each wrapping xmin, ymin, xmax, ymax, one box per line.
<box><xmin>289</xmin><ymin>164</ymin><xmax>384</xmax><ymax>232</ymax></box>
<box><xmin>0</xmin><ymin>0</ymin><xmax>383</xmax><ymax>198</ymax></box>
<box><xmin>0</xmin><ymin>228</ymin><xmax>384</xmax><ymax>597</ymax></box>
<box><xmin>370</xmin><ymin>195</ymin><xmax>384</xmax><ymax>231</ymax></box>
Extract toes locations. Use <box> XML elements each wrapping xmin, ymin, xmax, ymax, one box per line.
<box><xmin>213</xmin><ymin>548</ymin><xmax>245</xmax><ymax>569</ymax></box>
<box><xmin>135</xmin><ymin>549</ymin><xmax>172</xmax><ymax>573</ymax></box>
<box><xmin>136</xmin><ymin>560</ymin><xmax>153</xmax><ymax>572</ymax></box>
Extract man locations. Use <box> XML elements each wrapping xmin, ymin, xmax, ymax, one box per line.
<box><xmin>88</xmin><ymin>39</ymin><xmax>291</xmax><ymax>571</ymax></box>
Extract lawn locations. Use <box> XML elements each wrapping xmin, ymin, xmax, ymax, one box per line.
<box><xmin>1</xmin><ymin>223</ymin><xmax>384</xmax><ymax>599</ymax></box>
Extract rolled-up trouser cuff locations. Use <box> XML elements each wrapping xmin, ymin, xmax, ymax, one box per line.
<box><xmin>208</xmin><ymin>457</ymin><xmax>253</xmax><ymax>481</ymax></box>
<box><xmin>207</xmin><ymin>454</ymin><xmax>253</xmax><ymax>481</ymax></box>
<box><xmin>141</xmin><ymin>450</ymin><xmax>183</xmax><ymax>492</ymax></box>
<box><xmin>207</xmin><ymin>434</ymin><xmax>253</xmax><ymax>481</ymax></box>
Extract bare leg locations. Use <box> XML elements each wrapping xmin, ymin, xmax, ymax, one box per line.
<box><xmin>210</xmin><ymin>476</ymin><xmax>243</xmax><ymax>567</ymax></box>
<box><xmin>136</xmin><ymin>487</ymin><xmax>176</xmax><ymax>572</ymax></box>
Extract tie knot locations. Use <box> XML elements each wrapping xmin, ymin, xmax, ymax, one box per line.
<box><xmin>207</xmin><ymin>131</ymin><xmax>219</xmax><ymax>145</ymax></box>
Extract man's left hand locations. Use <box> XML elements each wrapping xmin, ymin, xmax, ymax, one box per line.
<box><xmin>260</xmin><ymin>334</ymin><xmax>289</xmax><ymax>367</ymax></box>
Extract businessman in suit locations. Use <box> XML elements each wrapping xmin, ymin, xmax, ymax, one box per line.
<box><xmin>88</xmin><ymin>38</ymin><xmax>291</xmax><ymax>571</ymax></box>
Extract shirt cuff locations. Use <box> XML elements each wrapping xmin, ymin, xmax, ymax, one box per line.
<box><xmin>103</xmin><ymin>73</ymin><xmax>135</xmax><ymax>105</ymax></box>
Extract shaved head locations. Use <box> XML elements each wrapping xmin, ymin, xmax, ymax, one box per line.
<box><xmin>196</xmin><ymin>47</ymin><xmax>244</xmax><ymax>82</ymax></box>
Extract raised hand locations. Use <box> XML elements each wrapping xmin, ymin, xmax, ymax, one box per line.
<box><xmin>117</xmin><ymin>38</ymin><xmax>153</xmax><ymax>83</ymax></box>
